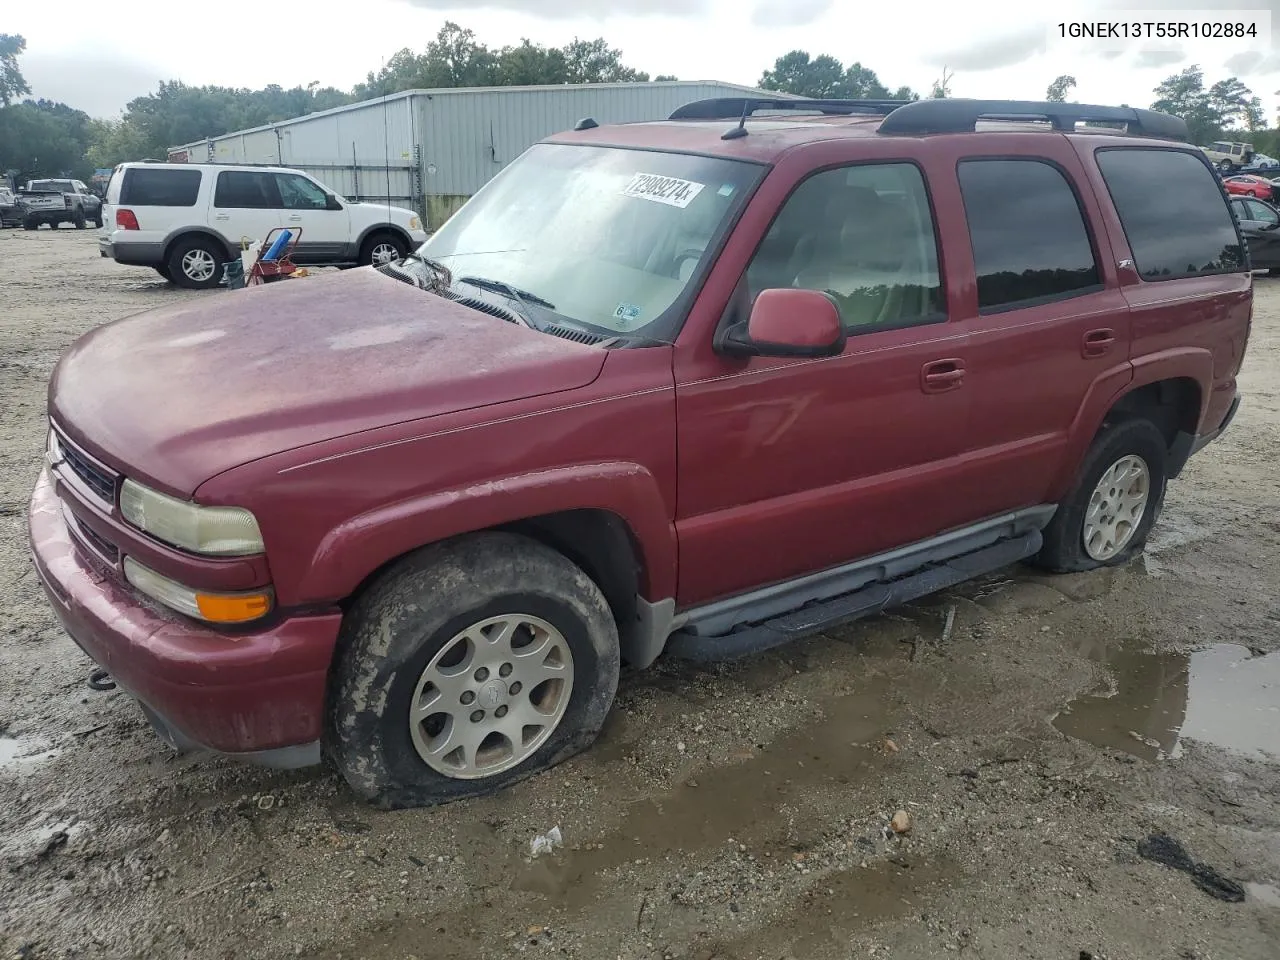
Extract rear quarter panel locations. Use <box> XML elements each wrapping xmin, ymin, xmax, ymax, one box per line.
<box><xmin>1070</xmin><ymin>138</ymin><xmax>1251</xmax><ymax>440</ymax></box>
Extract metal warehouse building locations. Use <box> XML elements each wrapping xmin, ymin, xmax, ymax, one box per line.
<box><xmin>169</xmin><ymin>80</ymin><xmax>787</xmax><ymax>227</ymax></box>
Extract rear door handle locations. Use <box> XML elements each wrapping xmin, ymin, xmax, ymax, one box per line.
<box><xmin>921</xmin><ymin>358</ymin><xmax>965</xmax><ymax>393</ymax></box>
<box><xmin>1082</xmin><ymin>328</ymin><xmax>1117</xmax><ymax>358</ymax></box>
<box><xmin>288</xmin><ymin>214</ymin><xmax>303</xmax><ymax>222</ymax></box>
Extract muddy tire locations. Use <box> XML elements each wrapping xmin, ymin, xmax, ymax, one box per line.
<box><xmin>1033</xmin><ymin>418</ymin><xmax>1169</xmax><ymax>573</ymax></box>
<box><xmin>327</xmin><ymin>532</ymin><xmax>620</xmax><ymax>809</ymax></box>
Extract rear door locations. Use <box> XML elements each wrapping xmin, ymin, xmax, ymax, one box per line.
<box><xmin>1232</xmin><ymin>197</ymin><xmax>1280</xmax><ymax>269</ymax></box>
<box><xmin>934</xmin><ymin>139</ymin><xmax>1134</xmax><ymax>518</ymax></box>
<box><xmin>210</xmin><ymin>170</ymin><xmax>284</xmax><ymax>251</ymax></box>
<box><xmin>273</xmin><ymin>172</ymin><xmax>349</xmax><ymax>264</ymax></box>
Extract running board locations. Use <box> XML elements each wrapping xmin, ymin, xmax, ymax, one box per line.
<box><xmin>664</xmin><ymin>530</ymin><xmax>1042</xmax><ymax>662</ymax></box>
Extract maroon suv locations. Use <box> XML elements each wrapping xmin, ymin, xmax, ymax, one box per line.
<box><xmin>29</xmin><ymin>98</ymin><xmax>1249</xmax><ymax>807</ymax></box>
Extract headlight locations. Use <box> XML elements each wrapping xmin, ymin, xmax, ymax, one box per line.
<box><xmin>409</xmin><ymin>216</ymin><xmax>421</xmax><ymax>230</ymax></box>
<box><xmin>119</xmin><ymin>479</ymin><xmax>264</xmax><ymax>556</ymax></box>
<box><xmin>124</xmin><ymin>557</ymin><xmax>272</xmax><ymax>624</ymax></box>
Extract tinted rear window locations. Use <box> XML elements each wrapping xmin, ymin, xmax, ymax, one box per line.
<box><xmin>957</xmin><ymin>159</ymin><xmax>1101</xmax><ymax>312</ymax></box>
<box><xmin>1096</xmin><ymin>149</ymin><xmax>1243</xmax><ymax>280</ymax></box>
<box><xmin>120</xmin><ymin>168</ymin><xmax>202</xmax><ymax>207</ymax></box>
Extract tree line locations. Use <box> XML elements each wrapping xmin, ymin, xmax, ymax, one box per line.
<box><xmin>0</xmin><ymin>24</ymin><xmax>1276</xmax><ymax>186</ymax></box>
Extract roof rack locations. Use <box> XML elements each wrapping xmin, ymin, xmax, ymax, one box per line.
<box><xmin>668</xmin><ymin>97</ymin><xmax>911</xmax><ymax>121</ymax></box>
<box><xmin>877</xmin><ymin>99</ymin><xmax>1188</xmax><ymax>141</ymax></box>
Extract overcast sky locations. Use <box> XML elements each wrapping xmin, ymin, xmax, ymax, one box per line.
<box><xmin>10</xmin><ymin>0</ymin><xmax>1280</xmax><ymax>123</ymax></box>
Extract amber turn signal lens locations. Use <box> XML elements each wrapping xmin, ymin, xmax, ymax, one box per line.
<box><xmin>195</xmin><ymin>591</ymin><xmax>273</xmax><ymax>624</ymax></box>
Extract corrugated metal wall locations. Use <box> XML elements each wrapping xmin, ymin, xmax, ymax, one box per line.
<box><xmin>414</xmin><ymin>82</ymin><xmax>762</xmax><ymax>197</ymax></box>
<box><xmin>173</xmin><ymin>82</ymin><xmax>785</xmax><ymax>225</ymax></box>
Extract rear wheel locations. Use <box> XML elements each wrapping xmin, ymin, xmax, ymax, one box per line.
<box><xmin>154</xmin><ymin>265</ymin><xmax>172</xmax><ymax>281</ymax></box>
<box><xmin>167</xmin><ymin>236</ymin><xmax>224</xmax><ymax>290</ymax></box>
<box><xmin>1218</xmin><ymin>159</ymin><xmax>1233</xmax><ymax>172</ymax></box>
<box><xmin>328</xmin><ymin>532</ymin><xmax>620</xmax><ymax>808</ymax></box>
<box><xmin>358</xmin><ymin>231</ymin><xmax>407</xmax><ymax>268</ymax></box>
<box><xmin>1033</xmin><ymin>418</ymin><xmax>1168</xmax><ymax>573</ymax></box>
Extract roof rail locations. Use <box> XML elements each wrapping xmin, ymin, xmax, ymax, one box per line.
<box><xmin>668</xmin><ymin>97</ymin><xmax>911</xmax><ymax>121</ymax></box>
<box><xmin>876</xmin><ymin>99</ymin><xmax>1188</xmax><ymax>141</ymax></box>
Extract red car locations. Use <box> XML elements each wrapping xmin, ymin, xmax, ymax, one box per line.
<box><xmin>30</xmin><ymin>97</ymin><xmax>1249</xmax><ymax>807</ymax></box>
<box><xmin>1224</xmin><ymin>174</ymin><xmax>1276</xmax><ymax>200</ymax></box>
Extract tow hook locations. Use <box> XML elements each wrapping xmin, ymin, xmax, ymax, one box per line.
<box><xmin>87</xmin><ymin>668</ymin><xmax>116</xmax><ymax>691</ymax></box>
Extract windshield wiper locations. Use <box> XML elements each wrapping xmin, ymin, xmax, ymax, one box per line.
<box><xmin>457</xmin><ymin>276</ymin><xmax>556</xmax><ymax>311</ymax></box>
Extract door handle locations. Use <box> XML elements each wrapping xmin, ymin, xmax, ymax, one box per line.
<box><xmin>288</xmin><ymin>214</ymin><xmax>303</xmax><ymax>222</ymax></box>
<box><xmin>214</xmin><ymin>214</ymin><xmax>230</xmax><ymax>221</ymax></box>
<box><xmin>921</xmin><ymin>358</ymin><xmax>965</xmax><ymax>393</ymax></box>
<box><xmin>1082</xmin><ymin>328</ymin><xmax>1117</xmax><ymax>358</ymax></box>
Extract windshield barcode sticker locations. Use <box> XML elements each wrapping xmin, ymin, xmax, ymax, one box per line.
<box><xmin>622</xmin><ymin>173</ymin><xmax>705</xmax><ymax>208</ymax></box>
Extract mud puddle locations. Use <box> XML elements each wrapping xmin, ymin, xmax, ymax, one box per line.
<box><xmin>515</xmin><ymin>690</ymin><xmax>896</xmax><ymax>908</ymax></box>
<box><xmin>0</xmin><ymin>733</ymin><xmax>61</xmax><ymax>773</ymax></box>
<box><xmin>308</xmin><ymin>683</ymin><xmax>912</xmax><ymax>959</ymax></box>
<box><xmin>1053</xmin><ymin>643</ymin><xmax>1280</xmax><ymax>761</ymax></box>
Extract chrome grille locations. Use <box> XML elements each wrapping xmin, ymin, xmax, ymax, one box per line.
<box><xmin>54</xmin><ymin>430</ymin><xmax>118</xmax><ymax>504</ymax></box>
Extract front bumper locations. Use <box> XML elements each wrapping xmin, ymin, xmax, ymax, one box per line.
<box><xmin>28</xmin><ymin>468</ymin><xmax>341</xmax><ymax>768</ymax></box>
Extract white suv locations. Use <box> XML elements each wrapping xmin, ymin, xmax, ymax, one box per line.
<box><xmin>99</xmin><ymin>162</ymin><xmax>428</xmax><ymax>288</ymax></box>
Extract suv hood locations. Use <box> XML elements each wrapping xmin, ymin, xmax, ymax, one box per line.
<box><xmin>50</xmin><ymin>268</ymin><xmax>607</xmax><ymax>497</ymax></box>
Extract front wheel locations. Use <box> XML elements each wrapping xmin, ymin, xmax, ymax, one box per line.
<box><xmin>1033</xmin><ymin>418</ymin><xmax>1169</xmax><ymax>573</ymax></box>
<box><xmin>23</xmin><ymin>219</ymin><xmax>38</xmax><ymax>231</ymax></box>
<box><xmin>358</xmin><ymin>231</ymin><xmax>407</xmax><ymax>268</ymax></box>
<box><xmin>328</xmin><ymin>532</ymin><xmax>620</xmax><ymax>809</ymax></box>
<box><xmin>92</xmin><ymin>212</ymin><xmax>103</xmax><ymax>229</ymax></box>
<box><xmin>74</xmin><ymin>209</ymin><xmax>87</xmax><ymax>229</ymax></box>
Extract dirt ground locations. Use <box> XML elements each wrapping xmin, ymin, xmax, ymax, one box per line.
<box><xmin>2</xmin><ymin>227</ymin><xmax>1279</xmax><ymax>960</ymax></box>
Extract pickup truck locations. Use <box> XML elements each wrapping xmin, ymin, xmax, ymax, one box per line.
<box><xmin>18</xmin><ymin>178</ymin><xmax>104</xmax><ymax>230</ymax></box>
<box><xmin>30</xmin><ymin>97</ymin><xmax>1250</xmax><ymax>809</ymax></box>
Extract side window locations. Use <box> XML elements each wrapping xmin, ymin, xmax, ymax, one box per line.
<box><xmin>1244</xmin><ymin>199</ymin><xmax>1274</xmax><ymax>222</ymax></box>
<box><xmin>744</xmin><ymin>162</ymin><xmax>944</xmax><ymax>332</ymax></box>
<box><xmin>1096</xmin><ymin>148</ymin><xmax>1244</xmax><ymax>280</ymax></box>
<box><xmin>119</xmin><ymin>168</ymin><xmax>202</xmax><ymax>206</ymax></box>
<box><xmin>274</xmin><ymin>174</ymin><xmax>329</xmax><ymax>210</ymax></box>
<box><xmin>214</xmin><ymin>171</ymin><xmax>281</xmax><ymax>209</ymax></box>
<box><xmin>957</xmin><ymin>159</ymin><xmax>1101</xmax><ymax>312</ymax></box>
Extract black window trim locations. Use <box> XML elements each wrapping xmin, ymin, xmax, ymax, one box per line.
<box><xmin>955</xmin><ymin>154</ymin><xmax>1106</xmax><ymax>317</ymax></box>
<box><xmin>722</xmin><ymin>156</ymin><xmax>951</xmax><ymax>341</ymax></box>
<box><xmin>1093</xmin><ymin>144</ymin><xmax>1246</xmax><ymax>283</ymax></box>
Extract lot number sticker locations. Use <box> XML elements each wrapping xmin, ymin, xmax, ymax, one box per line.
<box><xmin>622</xmin><ymin>173</ymin><xmax>706</xmax><ymax>208</ymax></box>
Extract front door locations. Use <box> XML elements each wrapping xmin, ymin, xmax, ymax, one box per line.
<box><xmin>673</xmin><ymin>158</ymin><xmax>971</xmax><ymax>607</ymax></box>
<box><xmin>273</xmin><ymin>172</ymin><xmax>350</xmax><ymax>265</ymax></box>
<box><xmin>1234</xmin><ymin>197</ymin><xmax>1280</xmax><ymax>269</ymax></box>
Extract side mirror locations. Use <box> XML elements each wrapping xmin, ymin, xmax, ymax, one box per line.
<box><xmin>718</xmin><ymin>288</ymin><xmax>846</xmax><ymax>359</ymax></box>
<box><xmin>325</xmin><ymin>194</ymin><xmax>343</xmax><ymax>211</ymax></box>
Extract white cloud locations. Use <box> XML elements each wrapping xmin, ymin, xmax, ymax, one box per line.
<box><xmin>6</xmin><ymin>0</ymin><xmax>1280</xmax><ymax>120</ymax></box>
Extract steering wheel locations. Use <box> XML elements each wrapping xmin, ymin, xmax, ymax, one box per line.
<box><xmin>673</xmin><ymin>246</ymin><xmax>705</xmax><ymax>280</ymax></box>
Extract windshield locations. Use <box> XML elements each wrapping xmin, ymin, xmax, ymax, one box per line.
<box><xmin>416</xmin><ymin>143</ymin><xmax>763</xmax><ymax>339</ymax></box>
<box><xmin>29</xmin><ymin>180</ymin><xmax>73</xmax><ymax>192</ymax></box>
